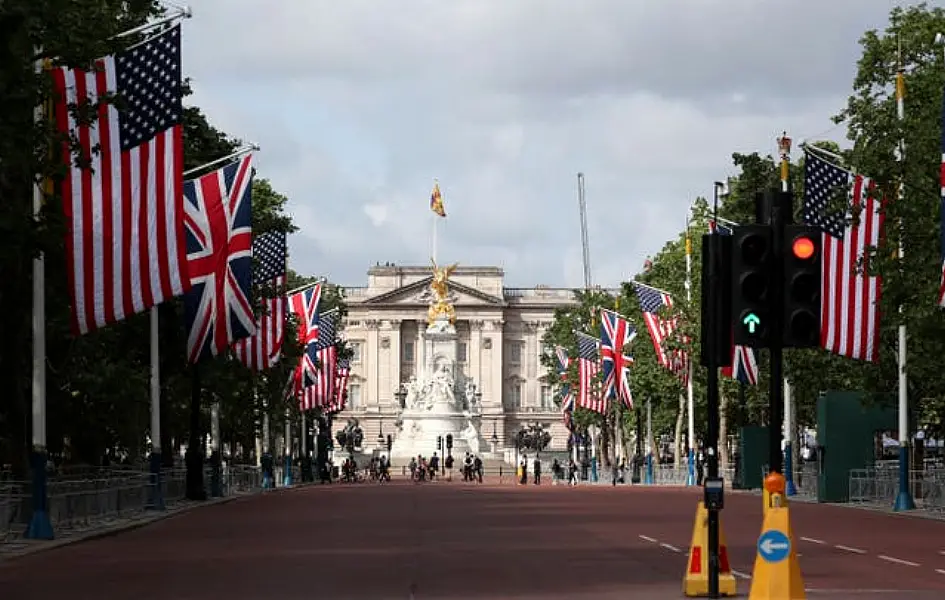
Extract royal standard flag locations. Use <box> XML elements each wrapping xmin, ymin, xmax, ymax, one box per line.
<box><xmin>430</xmin><ymin>181</ymin><xmax>446</xmax><ymax>217</ymax></box>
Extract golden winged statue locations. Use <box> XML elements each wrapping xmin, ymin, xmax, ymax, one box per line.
<box><xmin>428</xmin><ymin>257</ymin><xmax>459</xmax><ymax>325</ymax></box>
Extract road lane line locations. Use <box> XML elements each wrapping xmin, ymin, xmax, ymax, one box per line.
<box><xmin>639</xmin><ymin>535</ymin><xmax>657</xmax><ymax>543</ymax></box>
<box><xmin>801</xmin><ymin>536</ymin><xmax>826</xmax><ymax>545</ymax></box>
<box><xmin>877</xmin><ymin>554</ymin><xmax>919</xmax><ymax>567</ymax></box>
<box><xmin>659</xmin><ymin>543</ymin><xmax>680</xmax><ymax>553</ymax></box>
<box><xmin>936</xmin><ymin>569</ymin><xmax>945</xmax><ymax>576</ymax></box>
<box><xmin>834</xmin><ymin>544</ymin><xmax>866</xmax><ymax>554</ymax></box>
<box><xmin>731</xmin><ymin>569</ymin><xmax>751</xmax><ymax>580</ymax></box>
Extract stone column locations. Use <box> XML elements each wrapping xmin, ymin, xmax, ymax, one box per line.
<box><xmin>523</xmin><ymin>321</ymin><xmax>539</xmax><ymax>410</ymax></box>
<box><xmin>365</xmin><ymin>319</ymin><xmax>380</xmax><ymax>407</ymax></box>
<box><xmin>489</xmin><ymin>319</ymin><xmax>504</xmax><ymax>411</ymax></box>
<box><xmin>386</xmin><ymin>319</ymin><xmax>402</xmax><ymax>413</ymax></box>
<box><xmin>469</xmin><ymin>319</ymin><xmax>484</xmax><ymax>389</ymax></box>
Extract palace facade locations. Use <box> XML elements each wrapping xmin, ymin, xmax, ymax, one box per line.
<box><xmin>335</xmin><ymin>264</ymin><xmax>578</xmax><ymax>453</ymax></box>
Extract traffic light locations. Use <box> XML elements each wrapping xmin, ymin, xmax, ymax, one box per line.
<box><xmin>437</xmin><ymin>435</ymin><xmax>442</xmax><ymax>450</ymax></box>
<box><xmin>730</xmin><ymin>225</ymin><xmax>774</xmax><ymax>347</ymax></box>
<box><xmin>781</xmin><ymin>225</ymin><xmax>822</xmax><ymax>348</ymax></box>
<box><xmin>446</xmin><ymin>434</ymin><xmax>453</xmax><ymax>449</ymax></box>
<box><xmin>386</xmin><ymin>434</ymin><xmax>392</xmax><ymax>452</ymax></box>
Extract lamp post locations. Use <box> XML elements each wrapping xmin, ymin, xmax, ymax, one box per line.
<box><xmin>394</xmin><ymin>384</ymin><xmax>407</xmax><ymax>410</ymax></box>
<box><xmin>490</xmin><ymin>420</ymin><xmax>499</xmax><ymax>454</ymax></box>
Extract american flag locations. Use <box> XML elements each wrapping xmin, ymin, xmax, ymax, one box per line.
<box><xmin>298</xmin><ymin>309</ymin><xmax>339</xmax><ymax>410</ymax></box>
<box><xmin>554</xmin><ymin>345</ymin><xmax>574</xmax><ymax>426</ymax></box>
<box><xmin>803</xmin><ymin>150</ymin><xmax>883</xmax><ymax>362</ymax></box>
<box><xmin>52</xmin><ymin>25</ymin><xmax>188</xmax><ymax>335</ymax></box>
<box><xmin>599</xmin><ymin>309</ymin><xmax>635</xmax><ymax>409</ymax></box>
<box><xmin>328</xmin><ymin>356</ymin><xmax>351</xmax><ymax>413</ymax></box>
<box><xmin>232</xmin><ymin>231</ymin><xmax>287</xmax><ymax>370</ymax></box>
<box><xmin>939</xmin><ymin>75</ymin><xmax>945</xmax><ymax>307</ymax></box>
<box><xmin>576</xmin><ymin>332</ymin><xmax>605</xmax><ymax>413</ymax></box>
<box><xmin>289</xmin><ymin>283</ymin><xmax>322</xmax><ymax>347</ymax></box>
<box><xmin>632</xmin><ymin>282</ymin><xmax>689</xmax><ymax>383</ymax></box>
<box><xmin>183</xmin><ymin>153</ymin><xmax>254</xmax><ymax>363</ymax></box>
<box><xmin>709</xmin><ymin>220</ymin><xmax>760</xmax><ymax>385</ymax></box>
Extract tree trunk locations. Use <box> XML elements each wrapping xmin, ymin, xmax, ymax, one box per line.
<box><xmin>673</xmin><ymin>392</ymin><xmax>685</xmax><ymax>466</ymax></box>
<box><xmin>719</xmin><ymin>391</ymin><xmax>729</xmax><ymax>472</ymax></box>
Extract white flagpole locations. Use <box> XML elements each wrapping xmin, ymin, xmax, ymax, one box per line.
<box><xmin>26</xmin><ymin>53</ymin><xmax>53</xmax><ymax>539</ymax></box>
<box><xmin>684</xmin><ymin>212</ymin><xmax>695</xmax><ymax>486</ymax></box>
<box><xmin>778</xmin><ymin>132</ymin><xmax>798</xmax><ymax>497</ymax></box>
<box><xmin>893</xmin><ymin>51</ymin><xmax>915</xmax><ymax>511</ymax></box>
<box><xmin>183</xmin><ymin>144</ymin><xmax>258</xmax><ymax>179</ymax></box>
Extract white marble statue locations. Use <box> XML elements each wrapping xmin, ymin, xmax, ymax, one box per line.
<box><xmin>431</xmin><ymin>362</ymin><xmax>456</xmax><ymax>408</ymax></box>
<box><xmin>461</xmin><ymin>420</ymin><xmax>480</xmax><ymax>454</ymax></box>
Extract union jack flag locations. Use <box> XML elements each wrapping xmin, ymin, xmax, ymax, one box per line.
<box><xmin>290</xmin><ymin>283</ymin><xmax>322</xmax><ymax>347</ymax></box>
<box><xmin>554</xmin><ymin>345</ymin><xmax>574</xmax><ymax>426</ymax></box>
<box><xmin>599</xmin><ymin>308</ymin><xmax>635</xmax><ymax>409</ymax></box>
<box><xmin>183</xmin><ymin>154</ymin><xmax>254</xmax><ymax>363</ymax></box>
<box><xmin>576</xmin><ymin>331</ymin><xmax>605</xmax><ymax>413</ymax></box>
<box><xmin>231</xmin><ymin>231</ymin><xmax>287</xmax><ymax>370</ymax></box>
<box><xmin>709</xmin><ymin>220</ymin><xmax>760</xmax><ymax>385</ymax></box>
<box><xmin>632</xmin><ymin>281</ymin><xmax>689</xmax><ymax>385</ymax></box>
<box><xmin>297</xmin><ymin>309</ymin><xmax>339</xmax><ymax>410</ymax></box>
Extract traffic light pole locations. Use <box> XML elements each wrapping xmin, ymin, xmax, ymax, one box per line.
<box><xmin>766</xmin><ymin>190</ymin><xmax>786</xmax><ymax>476</ymax></box>
<box><xmin>704</xmin><ymin>233</ymin><xmax>722</xmax><ymax>598</ymax></box>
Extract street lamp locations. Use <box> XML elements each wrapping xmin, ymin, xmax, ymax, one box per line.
<box><xmin>394</xmin><ymin>384</ymin><xmax>407</xmax><ymax>409</ymax></box>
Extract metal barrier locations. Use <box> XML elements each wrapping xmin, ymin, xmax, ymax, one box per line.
<box><xmin>848</xmin><ymin>467</ymin><xmax>945</xmax><ymax>512</ymax></box>
<box><xmin>1</xmin><ymin>463</ymin><xmax>270</xmax><ymax>545</ymax></box>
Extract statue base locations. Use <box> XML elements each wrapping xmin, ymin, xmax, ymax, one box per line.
<box><xmin>389</xmin><ymin>411</ymin><xmax>486</xmax><ymax>460</ymax></box>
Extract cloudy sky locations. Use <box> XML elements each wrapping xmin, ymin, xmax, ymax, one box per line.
<box><xmin>182</xmin><ymin>0</ymin><xmax>905</xmax><ymax>288</ymax></box>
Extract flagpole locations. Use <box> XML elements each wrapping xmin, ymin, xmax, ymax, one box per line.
<box><xmin>684</xmin><ymin>211</ymin><xmax>696</xmax><ymax>487</ymax></box>
<box><xmin>183</xmin><ymin>144</ymin><xmax>258</xmax><ymax>178</ymax></box>
<box><xmin>893</xmin><ymin>46</ymin><xmax>915</xmax><ymax>511</ymax></box>
<box><xmin>25</xmin><ymin>54</ymin><xmax>53</xmax><ymax>539</ymax></box>
<box><xmin>147</xmin><ymin>307</ymin><xmax>165</xmax><ymax>509</ymax></box>
<box><xmin>778</xmin><ymin>131</ymin><xmax>798</xmax><ymax>497</ymax></box>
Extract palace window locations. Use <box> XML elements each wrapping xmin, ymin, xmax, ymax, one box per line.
<box><xmin>540</xmin><ymin>385</ymin><xmax>553</xmax><ymax>409</ymax></box>
<box><xmin>509</xmin><ymin>381</ymin><xmax>522</xmax><ymax>409</ymax></box>
<box><xmin>348</xmin><ymin>384</ymin><xmax>361</xmax><ymax>409</ymax></box>
<box><xmin>458</xmin><ymin>342</ymin><xmax>468</xmax><ymax>363</ymax></box>
<box><xmin>403</xmin><ymin>341</ymin><xmax>415</xmax><ymax>363</ymax></box>
<box><xmin>351</xmin><ymin>342</ymin><xmax>363</xmax><ymax>364</ymax></box>
<box><xmin>509</xmin><ymin>341</ymin><xmax>523</xmax><ymax>364</ymax></box>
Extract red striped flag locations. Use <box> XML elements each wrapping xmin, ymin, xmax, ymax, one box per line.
<box><xmin>231</xmin><ymin>231</ymin><xmax>287</xmax><ymax>370</ymax></box>
<box><xmin>803</xmin><ymin>150</ymin><xmax>884</xmax><ymax>362</ymax></box>
<box><xmin>52</xmin><ymin>26</ymin><xmax>188</xmax><ymax>335</ymax></box>
<box><xmin>632</xmin><ymin>282</ymin><xmax>689</xmax><ymax>384</ymax></box>
<box><xmin>576</xmin><ymin>332</ymin><xmax>605</xmax><ymax>413</ymax></box>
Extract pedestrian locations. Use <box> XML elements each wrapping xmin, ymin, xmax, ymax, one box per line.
<box><xmin>445</xmin><ymin>453</ymin><xmax>454</xmax><ymax>481</ymax></box>
<box><xmin>533</xmin><ymin>456</ymin><xmax>541</xmax><ymax>485</ymax></box>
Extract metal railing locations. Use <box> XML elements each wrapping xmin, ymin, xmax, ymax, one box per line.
<box><xmin>848</xmin><ymin>467</ymin><xmax>945</xmax><ymax>513</ymax></box>
<box><xmin>2</xmin><ymin>463</ymin><xmax>273</xmax><ymax>545</ymax></box>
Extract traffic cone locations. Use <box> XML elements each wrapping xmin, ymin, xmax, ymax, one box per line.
<box><xmin>683</xmin><ymin>501</ymin><xmax>737</xmax><ymax>597</ymax></box>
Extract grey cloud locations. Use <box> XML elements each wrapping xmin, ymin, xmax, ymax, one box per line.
<box><xmin>181</xmin><ymin>0</ymin><xmax>903</xmax><ymax>287</ymax></box>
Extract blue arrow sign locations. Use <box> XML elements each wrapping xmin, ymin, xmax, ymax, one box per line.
<box><xmin>757</xmin><ymin>530</ymin><xmax>791</xmax><ymax>563</ymax></box>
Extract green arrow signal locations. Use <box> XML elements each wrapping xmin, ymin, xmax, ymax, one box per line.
<box><xmin>743</xmin><ymin>313</ymin><xmax>761</xmax><ymax>334</ymax></box>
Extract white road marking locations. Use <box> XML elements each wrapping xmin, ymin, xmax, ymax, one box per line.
<box><xmin>801</xmin><ymin>536</ymin><xmax>826</xmax><ymax>545</ymax></box>
<box><xmin>936</xmin><ymin>569</ymin><xmax>945</xmax><ymax>576</ymax></box>
<box><xmin>877</xmin><ymin>554</ymin><xmax>919</xmax><ymax>567</ymax></box>
<box><xmin>659</xmin><ymin>542</ymin><xmax>680</xmax><ymax>553</ymax></box>
<box><xmin>639</xmin><ymin>535</ymin><xmax>657</xmax><ymax>543</ymax></box>
<box><xmin>731</xmin><ymin>569</ymin><xmax>751</xmax><ymax>580</ymax></box>
<box><xmin>939</xmin><ymin>550</ymin><xmax>945</xmax><ymax>556</ymax></box>
<box><xmin>834</xmin><ymin>544</ymin><xmax>866</xmax><ymax>554</ymax></box>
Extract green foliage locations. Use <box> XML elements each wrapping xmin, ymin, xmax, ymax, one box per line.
<box><xmin>0</xmin><ymin>5</ymin><xmax>347</xmax><ymax>471</ymax></box>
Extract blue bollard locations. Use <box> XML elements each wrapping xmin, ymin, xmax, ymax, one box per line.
<box><xmin>147</xmin><ymin>451</ymin><xmax>165</xmax><ymax>510</ymax></box>
<box><xmin>261</xmin><ymin>453</ymin><xmax>274</xmax><ymax>490</ymax></box>
<box><xmin>591</xmin><ymin>457</ymin><xmax>598</xmax><ymax>482</ymax></box>
<box><xmin>686</xmin><ymin>449</ymin><xmax>695</xmax><ymax>486</ymax></box>
<box><xmin>644</xmin><ymin>454</ymin><xmax>654</xmax><ymax>485</ymax></box>
<box><xmin>25</xmin><ymin>449</ymin><xmax>54</xmax><ymax>540</ymax></box>
<box><xmin>893</xmin><ymin>444</ymin><xmax>915</xmax><ymax>511</ymax></box>
<box><xmin>283</xmin><ymin>454</ymin><xmax>293</xmax><ymax>487</ymax></box>
<box><xmin>784</xmin><ymin>444</ymin><xmax>797</xmax><ymax>496</ymax></box>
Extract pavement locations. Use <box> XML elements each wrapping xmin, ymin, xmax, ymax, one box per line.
<box><xmin>0</xmin><ymin>479</ymin><xmax>943</xmax><ymax>599</ymax></box>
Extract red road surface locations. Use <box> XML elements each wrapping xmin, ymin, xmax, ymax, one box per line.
<box><xmin>1</xmin><ymin>481</ymin><xmax>944</xmax><ymax>599</ymax></box>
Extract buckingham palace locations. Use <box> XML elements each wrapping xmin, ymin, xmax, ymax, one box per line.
<box><xmin>334</xmin><ymin>264</ymin><xmax>579</xmax><ymax>452</ymax></box>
